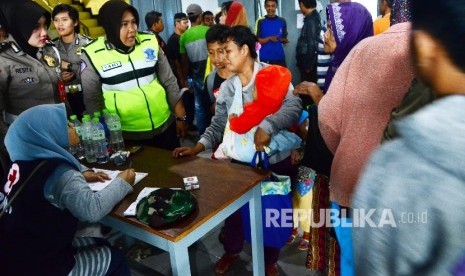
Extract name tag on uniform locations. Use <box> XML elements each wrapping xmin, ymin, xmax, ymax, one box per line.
<box><xmin>102</xmin><ymin>61</ymin><xmax>122</xmax><ymax>72</ymax></box>
<box><xmin>15</xmin><ymin>67</ymin><xmax>33</xmax><ymax>74</ymax></box>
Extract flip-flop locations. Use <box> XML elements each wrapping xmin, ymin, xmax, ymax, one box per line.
<box><xmin>298</xmin><ymin>238</ymin><xmax>309</xmax><ymax>251</ymax></box>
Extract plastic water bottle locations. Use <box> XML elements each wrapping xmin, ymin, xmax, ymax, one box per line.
<box><xmin>92</xmin><ymin>117</ymin><xmax>109</xmax><ymax>164</ymax></box>
<box><xmin>69</xmin><ymin>115</ymin><xmax>85</xmax><ymax>160</ymax></box>
<box><xmin>107</xmin><ymin>113</ymin><xmax>125</xmax><ymax>152</ymax></box>
<box><xmin>94</xmin><ymin>110</ymin><xmax>110</xmax><ymax>141</ymax></box>
<box><xmin>82</xmin><ymin>117</ymin><xmax>96</xmax><ymax>163</ymax></box>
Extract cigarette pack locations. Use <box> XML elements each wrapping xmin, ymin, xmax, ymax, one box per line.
<box><xmin>183</xmin><ymin>176</ymin><xmax>199</xmax><ymax>190</ymax></box>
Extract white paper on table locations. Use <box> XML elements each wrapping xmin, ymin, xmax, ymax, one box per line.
<box><xmin>87</xmin><ymin>168</ymin><xmax>148</xmax><ymax>191</ymax></box>
<box><xmin>123</xmin><ymin>187</ymin><xmax>182</xmax><ymax>217</ymax></box>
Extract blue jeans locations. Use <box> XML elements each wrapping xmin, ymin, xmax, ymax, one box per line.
<box><xmin>192</xmin><ymin>75</ymin><xmax>210</xmax><ymax>135</ymax></box>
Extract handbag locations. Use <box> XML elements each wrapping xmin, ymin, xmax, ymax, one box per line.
<box><xmin>241</xmin><ymin>151</ymin><xmax>293</xmax><ymax>248</ymax></box>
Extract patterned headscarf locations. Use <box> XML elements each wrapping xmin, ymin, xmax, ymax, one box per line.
<box><xmin>390</xmin><ymin>0</ymin><xmax>412</xmax><ymax>26</ymax></box>
<box><xmin>324</xmin><ymin>2</ymin><xmax>373</xmax><ymax>92</ymax></box>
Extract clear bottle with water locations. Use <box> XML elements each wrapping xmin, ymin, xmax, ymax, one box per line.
<box><xmin>69</xmin><ymin>115</ymin><xmax>85</xmax><ymax>160</ymax></box>
<box><xmin>94</xmin><ymin>110</ymin><xmax>109</xmax><ymax>141</ymax></box>
<box><xmin>107</xmin><ymin>113</ymin><xmax>125</xmax><ymax>153</ymax></box>
<box><xmin>92</xmin><ymin>117</ymin><xmax>109</xmax><ymax>164</ymax></box>
<box><xmin>82</xmin><ymin>116</ymin><xmax>96</xmax><ymax>163</ymax></box>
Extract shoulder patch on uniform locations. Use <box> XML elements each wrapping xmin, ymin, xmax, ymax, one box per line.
<box><xmin>80</xmin><ymin>60</ymin><xmax>87</xmax><ymax>73</ymax></box>
<box><xmin>143</xmin><ymin>48</ymin><xmax>157</xmax><ymax>61</ymax></box>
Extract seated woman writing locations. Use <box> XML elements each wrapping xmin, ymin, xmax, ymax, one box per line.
<box><xmin>0</xmin><ymin>103</ymin><xmax>135</xmax><ymax>276</ymax></box>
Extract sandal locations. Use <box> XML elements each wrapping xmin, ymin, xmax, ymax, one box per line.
<box><xmin>286</xmin><ymin>228</ymin><xmax>299</xmax><ymax>244</ymax></box>
<box><xmin>215</xmin><ymin>254</ymin><xmax>239</xmax><ymax>275</ymax></box>
<box><xmin>298</xmin><ymin>232</ymin><xmax>310</xmax><ymax>251</ymax></box>
<box><xmin>298</xmin><ymin>238</ymin><xmax>309</xmax><ymax>251</ymax></box>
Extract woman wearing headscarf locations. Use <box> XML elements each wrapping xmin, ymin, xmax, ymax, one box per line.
<box><xmin>0</xmin><ymin>103</ymin><xmax>135</xmax><ymax>275</ymax></box>
<box><xmin>219</xmin><ymin>1</ymin><xmax>249</xmax><ymax>27</ymax></box>
<box><xmin>293</xmin><ymin>2</ymin><xmax>373</xmax><ymax>275</ymax></box>
<box><xmin>0</xmin><ymin>0</ymin><xmax>67</xmax><ymax>158</ymax></box>
<box><xmin>81</xmin><ymin>0</ymin><xmax>186</xmax><ymax>150</ymax></box>
<box><xmin>314</xmin><ymin>0</ymin><xmax>413</xmax><ymax>275</ymax></box>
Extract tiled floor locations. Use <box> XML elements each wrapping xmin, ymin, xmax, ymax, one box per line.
<box><xmin>126</xmin><ymin>225</ymin><xmax>318</xmax><ymax>276</ymax></box>
<box><xmin>119</xmin><ymin>130</ymin><xmax>319</xmax><ymax>275</ymax></box>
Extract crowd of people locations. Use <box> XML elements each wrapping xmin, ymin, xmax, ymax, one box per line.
<box><xmin>1</xmin><ymin>0</ymin><xmax>465</xmax><ymax>275</ymax></box>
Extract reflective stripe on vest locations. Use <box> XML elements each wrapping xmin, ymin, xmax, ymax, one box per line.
<box><xmin>83</xmin><ymin>34</ymin><xmax>170</xmax><ymax>132</ymax></box>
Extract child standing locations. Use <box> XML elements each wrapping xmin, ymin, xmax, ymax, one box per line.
<box><xmin>287</xmin><ymin>111</ymin><xmax>315</xmax><ymax>251</ymax></box>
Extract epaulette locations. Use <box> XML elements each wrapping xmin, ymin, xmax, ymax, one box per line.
<box><xmin>80</xmin><ymin>34</ymin><xmax>93</xmax><ymax>43</ymax></box>
<box><xmin>52</xmin><ymin>37</ymin><xmax>59</xmax><ymax>42</ymax></box>
<box><xmin>81</xmin><ymin>38</ymin><xmax>105</xmax><ymax>53</ymax></box>
<box><xmin>45</xmin><ymin>40</ymin><xmax>56</xmax><ymax>47</ymax></box>
<box><xmin>0</xmin><ymin>42</ymin><xmax>10</xmax><ymax>53</ymax></box>
<box><xmin>0</xmin><ymin>41</ymin><xmax>20</xmax><ymax>53</ymax></box>
<box><xmin>139</xmin><ymin>30</ymin><xmax>153</xmax><ymax>35</ymax></box>
<box><xmin>104</xmin><ymin>39</ymin><xmax>115</xmax><ymax>50</ymax></box>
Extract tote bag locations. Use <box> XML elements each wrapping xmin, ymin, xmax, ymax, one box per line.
<box><xmin>241</xmin><ymin>151</ymin><xmax>293</xmax><ymax>248</ymax></box>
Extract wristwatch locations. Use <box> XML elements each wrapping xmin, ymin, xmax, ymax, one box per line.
<box><xmin>176</xmin><ymin>116</ymin><xmax>187</xmax><ymax>122</ymax></box>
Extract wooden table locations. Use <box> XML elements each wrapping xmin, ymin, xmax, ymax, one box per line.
<box><xmin>99</xmin><ymin>146</ymin><xmax>269</xmax><ymax>276</ymax></box>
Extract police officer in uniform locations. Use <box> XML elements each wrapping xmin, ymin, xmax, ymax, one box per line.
<box><xmin>81</xmin><ymin>0</ymin><xmax>187</xmax><ymax>150</ymax></box>
<box><xmin>52</xmin><ymin>4</ymin><xmax>92</xmax><ymax>119</ymax></box>
<box><xmin>0</xmin><ymin>1</ymin><xmax>65</xmax><ymax>156</ymax></box>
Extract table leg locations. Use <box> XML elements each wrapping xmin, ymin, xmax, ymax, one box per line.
<box><xmin>249</xmin><ymin>185</ymin><xmax>265</xmax><ymax>276</ymax></box>
<box><xmin>168</xmin><ymin>242</ymin><xmax>191</xmax><ymax>276</ymax></box>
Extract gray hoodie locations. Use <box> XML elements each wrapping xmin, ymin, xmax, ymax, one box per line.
<box><xmin>353</xmin><ymin>95</ymin><xmax>465</xmax><ymax>275</ymax></box>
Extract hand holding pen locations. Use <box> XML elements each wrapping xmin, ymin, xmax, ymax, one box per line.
<box><xmin>118</xmin><ymin>160</ymin><xmax>135</xmax><ymax>186</ymax></box>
